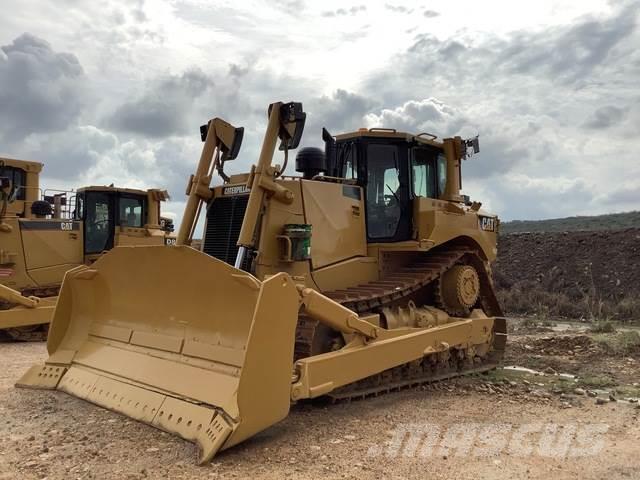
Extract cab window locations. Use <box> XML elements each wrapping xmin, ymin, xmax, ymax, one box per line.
<box><xmin>85</xmin><ymin>192</ymin><xmax>112</xmax><ymax>254</ymax></box>
<box><xmin>366</xmin><ymin>144</ymin><xmax>402</xmax><ymax>239</ymax></box>
<box><xmin>119</xmin><ymin>196</ymin><xmax>145</xmax><ymax>227</ymax></box>
<box><xmin>74</xmin><ymin>193</ymin><xmax>84</xmax><ymax>220</ymax></box>
<box><xmin>339</xmin><ymin>142</ymin><xmax>358</xmax><ymax>180</ymax></box>
<box><xmin>411</xmin><ymin>149</ymin><xmax>436</xmax><ymax>198</ymax></box>
<box><xmin>411</xmin><ymin>148</ymin><xmax>447</xmax><ymax>199</ymax></box>
<box><xmin>0</xmin><ymin>165</ymin><xmax>26</xmax><ymax>200</ymax></box>
<box><xmin>437</xmin><ymin>154</ymin><xmax>447</xmax><ymax>197</ymax></box>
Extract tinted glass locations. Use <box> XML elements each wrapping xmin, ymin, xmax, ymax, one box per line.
<box><xmin>340</xmin><ymin>143</ymin><xmax>358</xmax><ymax>180</ymax></box>
<box><xmin>119</xmin><ymin>196</ymin><xmax>144</xmax><ymax>227</ymax></box>
<box><xmin>411</xmin><ymin>148</ymin><xmax>437</xmax><ymax>198</ymax></box>
<box><xmin>0</xmin><ymin>166</ymin><xmax>26</xmax><ymax>201</ymax></box>
<box><xmin>85</xmin><ymin>192</ymin><xmax>112</xmax><ymax>253</ymax></box>
<box><xmin>437</xmin><ymin>154</ymin><xmax>447</xmax><ymax>197</ymax></box>
<box><xmin>366</xmin><ymin>144</ymin><xmax>402</xmax><ymax>239</ymax></box>
<box><xmin>74</xmin><ymin>193</ymin><xmax>84</xmax><ymax>220</ymax></box>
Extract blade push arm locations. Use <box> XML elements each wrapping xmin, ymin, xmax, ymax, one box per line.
<box><xmin>0</xmin><ymin>283</ymin><xmax>39</xmax><ymax>308</ymax></box>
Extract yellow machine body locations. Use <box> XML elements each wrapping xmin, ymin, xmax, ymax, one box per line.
<box><xmin>0</xmin><ymin>157</ymin><xmax>175</xmax><ymax>338</ymax></box>
<box><xmin>18</xmin><ymin>103</ymin><xmax>506</xmax><ymax>462</ymax></box>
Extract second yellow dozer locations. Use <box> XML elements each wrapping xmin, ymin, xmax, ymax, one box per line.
<box><xmin>0</xmin><ymin>157</ymin><xmax>175</xmax><ymax>340</ymax></box>
<box><xmin>17</xmin><ymin>102</ymin><xmax>506</xmax><ymax>463</ymax></box>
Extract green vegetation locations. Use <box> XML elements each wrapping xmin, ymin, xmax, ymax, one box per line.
<box><xmin>487</xmin><ymin>369</ymin><xmax>617</xmax><ymax>393</ymax></box>
<box><xmin>593</xmin><ymin>331</ymin><xmax>640</xmax><ymax>356</ymax></box>
<box><xmin>497</xmin><ymin>281</ymin><xmax>640</xmax><ymax>323</ymax></box>
<box><xmin>614</xmin><ymin>384</ymin><xmax>640</xmax><ymax>397</ymax></box>
<box><xmin>590</xmin><ymin>320</ymin><xmax>616</xmax><ymax>333</ymax></box>
<box><xmin>577</xmin><ymin>374</ymin><xmax>617</xmax><ymax>389</ymax></box>
<box><xmin>501</xmin><ymin>211</ymin><xmax>640</xmax><ymax>234</ymax></box>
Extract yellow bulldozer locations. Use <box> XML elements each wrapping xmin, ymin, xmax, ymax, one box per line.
<box><xmin>0</xmin><ymin>157</ymin><xmax>175</xmax><ymax>340</ymax></box>
<box><xmin>17</xmin><ymin>102</ymin><xmax>506</xmax><ymax>462</ymax></box>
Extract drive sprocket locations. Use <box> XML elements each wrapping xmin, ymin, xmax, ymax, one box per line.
<box><xmin>435</xmin><ymin>264</ymin><xmax>480</xmax><ymax>316</ymax></box>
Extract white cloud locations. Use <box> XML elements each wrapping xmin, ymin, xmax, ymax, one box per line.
<box><xmin>364</xmin><ymin>98</ymin><xmax>463</xmax><ymax>133</ymax></box>
<box><xmin>0</xmin><ymin>0</ymin><xmax>638</xmax><ymax>229</ymax></box>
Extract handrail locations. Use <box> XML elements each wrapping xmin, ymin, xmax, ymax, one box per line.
<box><xmin>369</xmin><ymin>128</ymin><xmax>397</xmax><ymax>133</ymax></box>
<box><xmin>416</xmin><ymin>132</ymin><xmax>437</xmax><ymax>140</ymax></box>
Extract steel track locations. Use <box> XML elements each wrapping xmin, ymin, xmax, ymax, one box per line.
<box><xmin>294</xmin><ymin>247</ymin><xmax>506</xmax><ymax>400</ymax></box>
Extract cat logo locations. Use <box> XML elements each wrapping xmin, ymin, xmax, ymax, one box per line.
<box><xmin>479</xmin><ymin>216</ymin><xmax>496</xmax><ymax>232</ymax></box>
<box><xmin>222</xmin><ymin>185</ymin><xmax>250</xmax><ymax>196</ymax></box>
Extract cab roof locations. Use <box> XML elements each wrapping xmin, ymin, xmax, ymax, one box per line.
<box><xmin>77</xmin><ymin>186</ymin><xmax>169</xmax><ymax>200</ymax></box>
<box><xmin>77</xmin><ymin>185</ymin><xmax>148</xmax><ymax>195</ymax></box>
<box><xmin>0</xmin><ymin>157</ymin><xmax>43</xmax><ymax>173</ymax></box>
<box><xmin>335</xmin><ymin>129</ymin><xmax>444</xmax><ymax>149</ymax></box>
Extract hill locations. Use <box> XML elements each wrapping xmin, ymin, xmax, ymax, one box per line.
<box><xmin>494</xmin><ymin>228</ymin><xmax>640</xmax><ymax>322</ymax></box>
<box><xmin>500</xmin><ymin>211</ymin><xmax>640</xmax><ymax>234</ymax></box>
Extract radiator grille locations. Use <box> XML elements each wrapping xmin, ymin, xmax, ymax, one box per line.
<box><xmin>202</xmin><ymin>195</ymin><xmax>249</xmax><ymax>266</ymax></box>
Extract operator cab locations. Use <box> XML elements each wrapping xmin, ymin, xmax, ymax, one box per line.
<box><xmin>0</xmin><ymin>161</ymin><xmax>30</xmax><ymax>218</ymax></box>
<box><xmin>325</xmin><ymin>129</ymin><xmax>449</xmax><ymax>243</ymax></box>
<box><xmin>74</xmin><ymin>188</ymin><xmax>147</xmax><ymax>254</ymax></box>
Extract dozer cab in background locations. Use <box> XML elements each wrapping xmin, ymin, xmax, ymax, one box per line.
<box><xmin>0</xmin><ymin>158</ymin><xmax>175</xmax><ymax>340</ymax></box>
<box><xmin>17</xmin><ymin>102</ymin><xmax>506</xmax><ymax>463</ymax></box>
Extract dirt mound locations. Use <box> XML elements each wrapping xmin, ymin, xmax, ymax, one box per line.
<box><xmin>510</xmin><ymin>334</ymin><xmax>602</xmax><ymax>357</ymax></box>
<box><xmin>500</xmin><ymin>211</ymin><xmax>640</xmax><ymax>234</ymax></box>
<box><xmin>494</xmin><ymin>228</ymin><xmax>640</xmax><ymax>320</ymax></box>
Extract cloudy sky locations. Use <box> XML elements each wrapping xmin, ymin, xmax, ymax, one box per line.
<box><xmin>1</xmin><ymin>0</ymin><xmax>638</xmax><ymax>227</ymax></box>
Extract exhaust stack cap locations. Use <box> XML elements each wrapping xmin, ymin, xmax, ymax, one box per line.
<box><xmin>295</xmin><ymin>147</ymin><xmax>326</xmax><ymax>180</ymax></box>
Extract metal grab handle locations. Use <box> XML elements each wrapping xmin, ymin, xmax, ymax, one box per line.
<box><xmin>276</xmin><ymin>235</ymin><xmax>293</xmax><ymax>262</ymax></box>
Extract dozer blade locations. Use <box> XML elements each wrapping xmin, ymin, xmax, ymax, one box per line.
<box><xmin>16</xmin><ymin>245</ymin><xmax>301</xmax><ymax>463</ymax></box>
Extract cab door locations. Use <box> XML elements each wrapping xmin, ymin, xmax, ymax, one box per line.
<box><xmin>362</xmin><ymin>142</ymin><xmax>412</xmax><ymax>242</ymax></box>
<box><xmin>81</xmin><ymin>192</ymin><xmax>115</xmax><ymax>254</ymax></box>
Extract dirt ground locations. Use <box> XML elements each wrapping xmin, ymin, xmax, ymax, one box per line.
<box><xmin>1</xmin><ymin>321</ymin><xmax>639</xmax><ymax>480</ymax></box>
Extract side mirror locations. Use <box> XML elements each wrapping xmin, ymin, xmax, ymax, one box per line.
<box><xmin>455</xmin><ymin>135</ymin><xmax>480</xmax><ymax>160</ymax></box>
<box><xmin>464</xmin><ymin>136</ymin><xmax>480</xmax><ymax>155</ymax></box>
